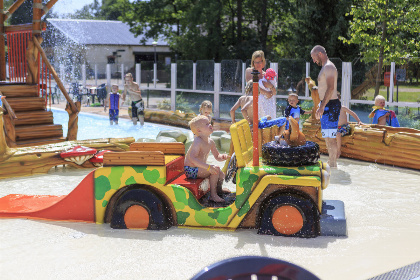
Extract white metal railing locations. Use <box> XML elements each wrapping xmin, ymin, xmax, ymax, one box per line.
<box><xmin>55</xmin><ymin>61</ymin><xmax>419</xmax><ymax>120</ymax></box>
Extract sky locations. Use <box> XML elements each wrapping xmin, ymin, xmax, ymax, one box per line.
<box><xmin>51</xmin><ymin>0</ymin><xmax>95</xmax><ymax>15</ymax></box>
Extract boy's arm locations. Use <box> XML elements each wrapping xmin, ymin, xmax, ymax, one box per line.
<box><xmin>230</xmin><ymin>98</ymin><xmax>242</xmax><ymax>123</ymax></box>
<box><xmin>209</xmin><ymin>139</ymin><xmax>227</xmax><ymax>162</ymax></box>
<box><xmin>104</xmin><ymin>93</ymin><xmax>109</xmax><ymax>111</ymax></box>
<box><xmin>343</xmin><ymin>107</ymin><xmax>362</xmax><ymax>124</ymax></box>
<box><xmin>260</xmin><ymin>83</ymin><xmax>274</xmax><ymax>98</ymax></box>
<box><xmin>122</xmin><ymin>86</ymin><xmax>127</xmax><ymax>101</ymax></box>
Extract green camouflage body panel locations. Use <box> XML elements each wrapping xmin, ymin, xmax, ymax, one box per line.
<box><xmin>165</xmin><ymin>162</ymin><xmax>323</xmax><ymax>229</ymax></box>
<box><xmin>94</xmin><ymin>165</ymin><xmax>166</xmax><ymax>223</ymax></box>
<box><xmin>93</xmin><ymin>161</ymin><xmax>323</xmax><ymax>229</ymax></box>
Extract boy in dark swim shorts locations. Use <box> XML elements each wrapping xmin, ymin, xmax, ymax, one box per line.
<box><xmin>184</xmin><ymin>115</ymin><xmax>228</xmax><ymax>203</ymax></box>
<box><xmin>131</xmin><ymin>99</ymin><xmax>144</xmax><ymax>125</ymax></box>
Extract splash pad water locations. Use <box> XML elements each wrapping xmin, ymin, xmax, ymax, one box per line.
<box><xmin>0</xmin><ymin>155</ymin><xmax>419</xmax><ymax>279</ymax></box>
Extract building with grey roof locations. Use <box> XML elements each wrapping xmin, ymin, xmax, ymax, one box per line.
<box><xmin>44</xmin><ymin>19</ymin><xmax>172</xmax><ymax>79</ymax></box>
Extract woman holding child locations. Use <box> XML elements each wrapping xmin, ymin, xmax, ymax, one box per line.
<box><xmin>245</xmin><ymin>50</ymin><xmax>277</xmax><ymax>119</ymax></box>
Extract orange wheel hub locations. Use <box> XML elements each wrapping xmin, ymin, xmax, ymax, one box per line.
<box><xmin>124</xmin><ymin>205</ymin><xmax>150</xmax><ymax>229</ymax></box>
<box><xmin>272</xmin><ymin>205</ymin><xmax>304</xmax><ymax>235</ymax></box>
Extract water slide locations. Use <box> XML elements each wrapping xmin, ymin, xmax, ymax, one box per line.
<box><xmin>0</xmin><ymin>171</ymin><xmax>95</xmax><ymax>222</ymax></box>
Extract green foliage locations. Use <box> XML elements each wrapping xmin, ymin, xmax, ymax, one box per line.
<box><xmin>299</xmin><ymin>100</ymin><xmax>313</xmax><ymax>122</ymax></box>
<box><xmin>398</xmin><ymin>113</ymin><xmax>420</xmax><ymax>130</ymax></box>
<box><xmin>279</xmin><ymin>0</ymin><xmax>358</xmax><ymax>60</ymax></box>
<box><xmin>5</xmin><ymin>0</ymin><xmax>33</xmax><ymax>25</ymax></box>
<box><xmin>176</xmin><ymin>93</ymin><xmax>195</xmax><ymax>113</ymax></box>
<box><xmin>340</xmin><ymin>0</ymin><xmax>420</xmax><ymax>65</ymax></box>
<box><xmin>157</xmin><ymin>99</ymin><xmax>171</xmax><ymax>110</ymax></box>
<box><xmin>114</xmin><ymin>0</ymin><xmax>294</xmax><ymax>61</ymax></box>
<box><xmin>90</xmin><ymin>102</ymin><xmax>103</xmax><ymax>107</ymax></box>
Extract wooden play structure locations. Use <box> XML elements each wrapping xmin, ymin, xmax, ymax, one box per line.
<box><xmin>0</xmin><ymin>0</ymin><xmax>79</xmax><ymax>148</ymax></box>
<box><xmin>302</xmin><ymin>78</ymin><xmax>420</xmax><ymax>171</ymax></box>
<box><xmin>0</xmin><ymin>0</ymin><xmax>138</xmax><ymax>179</ymax></box>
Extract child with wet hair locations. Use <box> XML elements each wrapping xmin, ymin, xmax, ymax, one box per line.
<box><xmin>284</xmin><ymin>93</ymin><xmax>311</xmax><ymax>125</ymax></box>
<box><xmin>184</xmin><ymin>115</ymin><xmax>228</xmax><ymax>203</ymax></box>
<box><xmin>199</xmin><ymin>100</ymin><xmax>213</xmax><ymax>123</ymax></box>
<box><xmin>369</xmin><ymin>95</ymin><xmax>400</xmax><ymax>127</ymax></box>
<box><xmin>230</xmin><ymin>80</ymin><xmax>254</xmax><ymax>124</ymax></box>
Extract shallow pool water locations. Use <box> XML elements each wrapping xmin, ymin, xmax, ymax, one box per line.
<box><xmin>0</xmin><ymin>155</ymin><xmax>419</xmax><ymax>280</ymax></box>
<box><xmin>52</xmin><ymin>108</ymin><xmax>189</xmax><ymax>140</ymax></box>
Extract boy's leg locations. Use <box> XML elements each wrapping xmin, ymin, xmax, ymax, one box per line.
<box><xmin>115</xmin><ymin>110</ymin><xmax>119</xmax><ymax>125</ymax></box>
<box><xmin>109</xmin><ymin>110</ymin><xmax>114</xmax><ymax>125</ymax></box>
<box><xmin>198</xmin><ymin>167</ymin><xmax>224</xmax><ymax>202</ymax></box>
<box><xmin>209</xmin><ymin>173</ymin><xmax>225</xmax><ymax>202</ymax></box>
<box><xmin>131</xmin><ymin>101</ymin><xmax>138</xmax><ymax>125</ymax></box>
<box><xmin>216</xmin><ymin>169</ymin><xmax>230</xmax><ymax>195</ymax></box>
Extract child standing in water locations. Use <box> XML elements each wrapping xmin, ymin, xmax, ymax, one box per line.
<box><xmin>123</xmin><ymin>73</ymin><xmax>144</xmax><ymax>126</ymax></box>
<box><xmin>199</xmin><ymin>100</ymin><xmax>213</xmax><ymax>123</ymax></box>
<box><xmin>104</xmin><ymin>84</ymin><xmax>120</xmax><ymax>125</ymax></box>
<box><xmin>184</xmin><ymin>115</ymin><xmax>228</xmax><ymax>203</ymax></box>
<box><xmin>369</xmin><ymin>95</ymin><xmax>400</xmax><ymax>127</ymax></box>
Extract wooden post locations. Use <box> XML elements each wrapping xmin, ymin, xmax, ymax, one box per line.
<box><xmin>0</xmin><ymin>109</ymin><xmax>8</xmax><ymax>155</ymax></box>
<box><xmin>65</xmin><ymin>101</ymin><xmax>81</xmax><ymax>141</ymax></box>
<box><xmin>0</xmin><ymin>0</ymin><xmax>5</xmax><ymax>81</ymax></box>
<box><xmin>40</xmin><ymin>0</ymin><xmax>59</xmax><ymax>17</ymax></box>
<box><xmin>33</xmin><ymin>0</ymin><xmax>43</xmax><ymax>36</ymax></box>
<box><xmin>252</xmin><ymin>69</ymin><xmax>259</xmax><ymax>167</ymax></box>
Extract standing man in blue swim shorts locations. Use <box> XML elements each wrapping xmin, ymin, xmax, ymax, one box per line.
<box><xmin>310</xmin><ymin>45</ymin><xmax>341</xmax><ymax>168</ymax></box>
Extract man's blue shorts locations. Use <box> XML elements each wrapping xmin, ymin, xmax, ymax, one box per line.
<box><xmin>320</xmin><ymin>99</ymin><xmax>341</xmax><ymax>138</ymax></box>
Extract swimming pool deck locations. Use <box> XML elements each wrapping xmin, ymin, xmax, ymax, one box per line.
<box><xmin>51</xmin><ymin>103</ymin><xmax>232</xmax><ymax>132</ymax></box>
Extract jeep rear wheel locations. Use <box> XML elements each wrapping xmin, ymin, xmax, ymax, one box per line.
<box><xmin>110</xmin><ymin>188</ymin><xmax>171</xmax><ymax>230</ymax></box>
<box><xmin>258</xmin><ymin>194</ymin><xmax>319</xmax><ymax>238</ymax></box>
<box><xmin>124</xmin><ymin>204</ymin><xmax>150</xmax><ymax>229</ymax></box>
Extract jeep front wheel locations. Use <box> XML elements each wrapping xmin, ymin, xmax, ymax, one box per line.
<box><xmin>258</xmin><ymin>194</ymin><xmax>319</xmax><ymax>238</ymax></box>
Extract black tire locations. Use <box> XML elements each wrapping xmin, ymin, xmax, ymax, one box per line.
<box><xmin>258</xmin><ymin>193</ymin><xmax>319</xmax><ymax>238</ymax></box>
<box><xmin>110</xmin><ymin>188</ymin><xmax>171</xmax><ymax>230</ymax></box>
<box><xmin>224</xmin><ymin>153</ymin><xmax>237</xmax><ymax>184</ymax></box>
<box><xmin>262</xmin><ymin>141</ymin><xmax>320</xmax><ymax>166</ymax></box>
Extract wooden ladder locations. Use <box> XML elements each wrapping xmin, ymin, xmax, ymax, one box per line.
<box><xmin>0</xmin><ymin>83</ymin><xmax>65</xmax><ymax>147</ymax></box>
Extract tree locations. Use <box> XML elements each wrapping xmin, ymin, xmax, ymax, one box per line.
<box><xmin>67</xmin><ymin>0</ymin><xmax>103</xmax><ymax>20</ymax></box>
<box><xmin>5</xmin><ymin>0</ymin><xmax>33</xmax><ymax>25</ymax></box>
<box><xmin>112</xmin><ymin>0</ymin><xmax>293</xmax><ymax>61</ymax></box>
<box><xmin>340</xmin><ymin>0</ymin><xmax>420</xmax><ymax>96</ymax></box>
<box><xmin>280</xmin><ymin>0</ymin><xmax>357</xmax><ymax>60</ymax></box>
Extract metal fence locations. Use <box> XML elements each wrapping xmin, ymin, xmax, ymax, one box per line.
<box><xmin>48</xmin><ymin>58</ymin><xmax>420</xmax><ymax>127</ymax></box>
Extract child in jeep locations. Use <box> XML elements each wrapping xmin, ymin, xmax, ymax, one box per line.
<box><xmin>184</xmin><ymin>115</ymin><xmax>228</xmax><ymax>203</ymax></box>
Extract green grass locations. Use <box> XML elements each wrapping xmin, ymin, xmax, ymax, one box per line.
<box><xmin>362</xmin><ymin>85</ymin><xmax>420</xmax><ymax>102</ymax></box>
